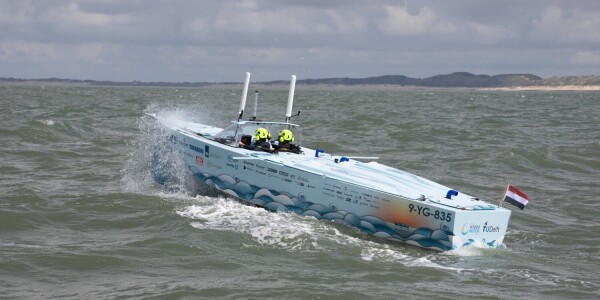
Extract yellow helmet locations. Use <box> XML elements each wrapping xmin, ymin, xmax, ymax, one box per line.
<box><xmin>278</xmin><ymin>129</ymin><xmax>294</xmax><ymax>143</ymax></box>
<box><xmin>255</xmin><ymin>127</ymin><xmax>271</xmax><ymax>142</ymax></box>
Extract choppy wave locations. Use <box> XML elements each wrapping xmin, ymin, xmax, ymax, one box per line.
<box><xmin>2</xmin><ymin>85</ymin><xmax>599</xmax><ymax>299</ymax></box>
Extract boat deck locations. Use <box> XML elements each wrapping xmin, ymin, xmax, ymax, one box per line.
<box><xmin>172</xmin><ymin>119</ymin><xmax>499</xmax><ymax>212</ymax></box>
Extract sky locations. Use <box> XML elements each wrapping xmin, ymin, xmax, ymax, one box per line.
<box><xmin>1</xmin><ymin>0</ymin><xmax>599</xmax><ymax>82</ymax></box>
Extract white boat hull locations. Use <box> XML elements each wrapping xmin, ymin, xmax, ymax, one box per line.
<box><xmin>151</xmin><ymin>118</ymin><xmax>511</xmax><ymax>251</ymax></box>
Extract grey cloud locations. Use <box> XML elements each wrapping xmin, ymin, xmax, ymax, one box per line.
<box><xmin>0</xmin><ymin>0</ymin><xmax>598</xmax><ymax>82</ymax></box>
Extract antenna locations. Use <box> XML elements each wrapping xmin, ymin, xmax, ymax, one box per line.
<box><xmin>285</xmin><ymin>75</ymin><xmax>296</xmax><ymax>123</ymax></box>
<box><xmin>238</xmin><ymin>72</ymin><xmax>251</xmax><ymax>121</ymax></box>
<box><xmin>251</xmin><ymin>90</ymin><xmax>259</xmax><ymax>121</ymax></box>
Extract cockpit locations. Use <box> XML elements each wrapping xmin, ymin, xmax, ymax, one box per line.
<box><xmin>212</xmin><ymin>121</ymin><xmax>303</xmax><ymax>152</ymax></box>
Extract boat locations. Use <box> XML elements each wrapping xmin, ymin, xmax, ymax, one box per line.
<box><xmin>148</xmin><ymin>72</ymin><xmax>512</xmax><ymax>251</ymax></box>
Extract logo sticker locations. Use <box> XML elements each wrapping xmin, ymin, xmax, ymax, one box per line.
<box><xmin>189</xmin><ymin>144</ymin><xmax>204</xmax><ymax>154</ymax></box>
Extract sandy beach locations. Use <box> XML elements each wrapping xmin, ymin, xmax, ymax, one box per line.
<box><xmin>482</xmin><ymin>85</ymin><xmax>600</xmax><ymax>91</ymax></box>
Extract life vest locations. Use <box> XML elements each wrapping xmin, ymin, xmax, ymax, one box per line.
<box><xmin>277</xmin><ymin>143</ymin><xmax>301</xmax><ymax>154</ymax></box>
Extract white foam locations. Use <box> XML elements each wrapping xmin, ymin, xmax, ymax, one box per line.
<box><xmin>443</xmin><ymin>246</ymin><xmax>487</xmax><ymax>257</ymax></box>
<box><xmin>177</xmin><ymin>197</ymin><xmax>323</xmax><ymax>251</ymax></box>
<box><xmin>40</xmin><ymin>119</ymin><xmax>55</xmax><ymax>126</ymax></box>
<box><xmin>176</xmin><ymin>197</ymin><xmax>471</xmax><ymax>272</ymax></box>
<box><xmin>358</xmin><ymin>244</ymin><xmax>470</xmax><ymax>271</ymax></box>
<box><xmin>121</xmin><ymin>104</ymin><xmax>205</xmax><ymax>196</ymax></box>
<box><xmin>0</xmin><ymin>242</ymin><xmax>45</xmax><ymax>249</ymax></box>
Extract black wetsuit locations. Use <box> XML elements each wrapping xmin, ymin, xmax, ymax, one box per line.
<box><xmin>244</xmin><ymin>140</ymin><xmax>274</xmax><ymax>153</ymax></box>
<box><xmin>274</xmin><ymin>142</ymin><xmax>302</xmax><ymax>154</ymax></box>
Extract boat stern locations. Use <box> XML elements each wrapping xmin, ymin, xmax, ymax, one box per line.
<box><xmin>449</xmin><ymin>207</ymin><xmax>512</xmax><ymax>249</ymax></box>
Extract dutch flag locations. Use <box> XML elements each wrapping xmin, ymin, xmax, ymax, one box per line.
<box><xmin>503</xmin><ymin>184</ymin><xmax>530</xmax><ymax>210</ymax></box>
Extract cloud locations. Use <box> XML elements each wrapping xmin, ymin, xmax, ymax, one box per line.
<box><xmin>465</xmin><ymin>22</ymin><xmax>515</xmax><ymax>45</ymax></box>
<box><xmin>531</xmin><ymin>5</ymin><xmax>600</xmax><ymax>44</ymax></box>
<box><xmin>43</xmin><ymin>3</ymin><xmax>130</xmax><ymax>27</ymax></box>
<box><xmin>0</xmin><ymin>40</ymin><xmax>122</xmax><ymax>64</ymax></box>
<box><xmin>570</xmin><ymin>51</ymin><xmax>600</xmax><ymax>65</ymax></box>
<box><xmin>0</xmin><ymin>1</ymin><xmax>35</xmax><ymax>25</ymax></box>
<box><xmin>0</xmin><ymin>0</ymin><xmax>598</xmax><ymax>81</ymax></box>
<box><xmin>212</xmin><ymin>2</ymin><xmax>367</xmax><ymax>37</ymax></box>
<box><xmin>378</xmin><ymin>5</ymin><xmax>440</xmax><ymax>36</ymax></box>
<box><xmin>0</xmin><ymin>41</ymin><xmax>63</xmax><ymax>61</ymax></box>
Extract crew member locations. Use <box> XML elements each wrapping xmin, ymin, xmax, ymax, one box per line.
<box><xmin>273</xmin><ymin>129</ymin><xmax>302</xmax><ymax>153</ymax></box>
<box><xmin>275</xmin><ymin>129</ymin><xmax>294</xmax><ymax>152</ymax></box>
<box><xmin>240</xmin><ymin>127</ymin><xmax>274</xmax><ymax>152</ymax></box>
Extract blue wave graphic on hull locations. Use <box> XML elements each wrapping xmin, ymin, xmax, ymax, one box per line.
<box><xmin>194</xmin><ymin>172</ymin><xmax>454</xmax><ymax>251</ymax></box>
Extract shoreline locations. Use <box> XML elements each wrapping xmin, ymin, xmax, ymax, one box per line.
<box><xmin>481</xmin><ymin>85</ymin><xmax>600</xmax><ymax>91</ymax></box>
<box><xmin>2</xmin><ymin>81</ymin><xmax>600</xmax><ymax>91</ymax></box>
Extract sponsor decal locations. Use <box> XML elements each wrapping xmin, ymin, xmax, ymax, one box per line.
<box><xmin>205</xmin><ymin>145</ymin><xmax>210</xmax><ymax>157</ymax></box>
<box><xmin>243</xmin><ymin>161</ymin><xmax>254</xmax><ymax>166</ymax></box>
<box><xmin>461</xmin><ymin>223</ymin><xmax>481</xmax><ymax>235</ymax></box>
<box><xmin>278</xmin><ymin>171</ymin><xmax>289</xmax><ymax>177</ymax></box>
<box><xmin>461</xmin><ymin>222</ymin><xmax>501</xmax><ymax>236</ymax></box>
<box><xmin>195</xmin><ymin>156</ymin><xmax>204</xmax><ymax>165</ymax></box>
<box><xmin>482</xmin><ymin>222</ymin><xmax>501</xmax><ymax>233</ymax></box>
<box><xmin>283</xmin><ymin>179</ymin><xmax>292</xmax><ymax>182</ymax></box>
<box><xmin>189</xmin><ymin>144</ymin><xmax>204</xmax><ymax>154</ymax></box>
<box><xmin>226</xmin><ymin>163</ymin><xmax>239</xmax><ymax>170</ymax></box>
<box><xmin>255</xmin><ymin>164</ymin><xmax>265</xmax><ymax>170</ymax></box>
<box><xmin>206</xmin><ymin>161</ymin><xmax>222</xmax><ymax>170</ymax></box>
<box><xmin>267</xmin><ymin>168</ymin><xmax>277</xmax><ymax>174</ymax></box>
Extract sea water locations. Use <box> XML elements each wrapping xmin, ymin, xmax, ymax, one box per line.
<box><xmin>0</xmin><ymin>84</ymin><xmax>598</xmax><ymax>299</ymax></box>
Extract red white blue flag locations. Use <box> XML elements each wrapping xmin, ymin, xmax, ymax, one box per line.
<box><xmin>503</xmin><ymin>184</ymin><xmax>530</xmax><ymax>210</ymax></box>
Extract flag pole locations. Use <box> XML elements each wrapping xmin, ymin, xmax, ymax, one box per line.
<box><xmin>499</xmin><ymin>181</ymin><xmax>509</xmax><ymax>207</ymax></box>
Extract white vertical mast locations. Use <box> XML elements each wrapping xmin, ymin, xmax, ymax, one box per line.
<box><xmin>238</xmin><ymin>72</ymin><xmax>251</xmax><ymax>121</ymax></box>
<box><xmin>285</xmin><ymin>75</ymin><xmax>296</xmax><ymax>123</ymax></box>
